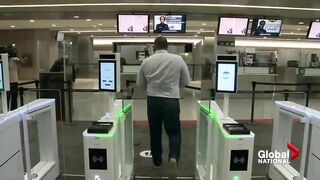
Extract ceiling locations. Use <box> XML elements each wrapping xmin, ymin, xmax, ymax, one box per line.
<box><xmin>0</xmin><ymin>2</ymin><xmax>318</xmax><ymax>38</ymax></box>
<box><xmin>0</xmin><ymin>0</ymin><xmax>320</xmax><ymax>8</ymax></box>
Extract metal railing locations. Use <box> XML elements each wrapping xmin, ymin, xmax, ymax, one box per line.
<box><xmin>17</xmin><ymin>79</ymin><xmax>320</xmax><ymax>123</ymax></box>
<box><xmin>17</xmin><ymin>80</ymin><xmax>134</xmax><ymax>123</ymax></box>
<box><xmin>249</xmin><ymin>81</ymin><xmax>320</xmax><ymax>122</ymax></box>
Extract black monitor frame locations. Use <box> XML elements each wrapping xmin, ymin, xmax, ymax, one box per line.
<box><xmin>217</xmin><ymin>16</ymin><xmax>249</xmax><ymax>36</ymax></box>
<box><xmin>250</xmin><ymin>18</ymin><xmax>283</xmax><ymax>37</ymax></box>
<box><xmin>307</xmin><ymin>21</ymin><xmax>320</xmax><ymax>39</ymax></box>
<box><xmin>153</xmin><ymin>14</ymin><xmax>187</xmax><ymax>33</ymax></box>
<box><xmin>215</xmin><ymin>61</ymin><xmax>238</xmax><ymax>93</ymax></box>
<box><xmin>98</xmin><ymin>60</ymin><xmax>117</xmax><ymax>92</ymax></box>
<box><xmin>117</xmin><ymin>14</ymin><xmax>150</xmax><ymax>34</ymax></box>
<box><xmin>0</xmin><ymin>61</ymin><xmax>4</xmax><ymax>91</ymax></box>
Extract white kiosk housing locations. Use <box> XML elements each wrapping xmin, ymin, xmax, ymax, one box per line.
<box><xmin>195</xmin><ymin>54</ymin><xmax>254</xmax><ymax>180</ymax></box>
<box><xmin>215</xmin><ymin>54</ymin><xmax>238</xmax><ymax>116</ymax></box>
<box><xmin>83</xmin><ymin>53</ymin><xmax>134</xmax><ymax>180</ymax></box>
<box><xmin>0</xmin><ymin>53</ymin><xmax>59</xmax><ymax>180</ymax></box>
<box><xmin>195</xmin><ymin>101</ymin><xmax>255</xmax><ymax>180</ymax></box>
<box><xmin>0</xmin><ymin>99</ymin><xmax>60</xmax><ymax>180</ymax></box>
<box><xmin>269</xmin><ymin>101</ymin><xmax>320</xmax><ymax>180</ymax></box>
<box><xmin>83</xmin><ymin>100</ymin><xmax>133</xmax><ymax>180</ymax></box>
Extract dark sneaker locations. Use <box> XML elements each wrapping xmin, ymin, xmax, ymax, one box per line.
<box><xmin>169</xmin><ymin>158</ymin><xmax>177</xmax><ymax>179</ymax></box>
<box><xmin>153</xmin><ymin>163</ymin><xmax>162</xmax><ymax>169</ymax></box>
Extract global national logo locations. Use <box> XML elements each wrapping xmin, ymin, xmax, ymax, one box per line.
<box><xmin>258</xmin><ymin>143</ymin><xmax>299</xmax><ymax>164</ymax></box>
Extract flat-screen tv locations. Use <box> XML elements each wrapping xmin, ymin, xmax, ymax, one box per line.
<box><xmin>307</xmin><ymin>21</ymin><xmax>320</xmax><ymax>39</ymax></box>
<box><xmin>117</xmin><ymin>14</ymin><xmax>149</xmax><ymax>33</ymax></box>
<box><xmin>251</xmin><ymin>18</ymin><xmax>283</xmax><ymax>36</ymax></box>
<box><xmin>218</xmin><ymin>17</ymin><xmax>249</xmax><ymax>36</ymax></box>
<box><xmin>153</xmin><ymin>14</ymin><xmax>186</xmax><ymax>33</ymax></box>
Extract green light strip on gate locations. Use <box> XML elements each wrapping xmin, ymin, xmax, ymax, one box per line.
<box><xmin>233</xmin><ymin>176</ymin><xmax>240</xmax><ymax>180</ymax></box>
<box><xmin>122</xmin><ymin>102</ymin><xmax>132</xmax><ymax>114</ymax></box>
<box><xmin>199</xmin><ymin>103</ymin><xmax>241</xmax><ymax>139</ymax></box>
<box><xmin>96</xmin><ymin>102</ymin><xmax>132</xmax><ymax>138</ymax></box>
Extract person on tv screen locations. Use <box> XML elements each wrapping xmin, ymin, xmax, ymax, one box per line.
<box><xmin>155</xmin><ymin>16</ymin><xmax>169</xmax><ymax>33</ymax></box>
<box><xmin>252</xmin><ymin>20</ymin><xmax>267</xmax><ymax>36</ymax></box>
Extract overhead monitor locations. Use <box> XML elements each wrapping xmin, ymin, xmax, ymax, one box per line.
<box><xmin>307</xmin><ymin>21</ymin><xmax>320</xmax><ymax>39</ymax></box>
<box><xmin>218</xmin><ymin>17</ymin><xmax>249</xmax><ymax>36</ymax></box>
<box><xmin>251</xmin><ymin>18</ymin><xmax>283</xmax><ymax>36</ymax></box>
<box><xmin>215</xmin><ymin>61</ymin><xmax>238</xmax><ymax>93</ymax></box>
<box><xmin>153</xmin><ymin>14</ymin><xmax>186</xmax><ymax>33</ymax></box>
<box><xmin>99</xmin><ymin>60</ymin><xmax>117</xmax><ymax>92</ymax></box>
<box><xmin>0</xmin><ymin>62</ymin><xmax>4</xmax><ymax>91</ymax></box>
<box><xmin>117</xmin><ymin>14</ymin><xmax>149</xmax><ymax>33</ymax></box>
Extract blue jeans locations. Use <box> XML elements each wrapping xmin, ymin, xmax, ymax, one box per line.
<box><xmin>147</xmin><ymin>96</ymin><xmax>181</xmax><ymax>166</ymax></box>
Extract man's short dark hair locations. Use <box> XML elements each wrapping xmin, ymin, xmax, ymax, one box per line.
<box><xmin>160</xmin><ymin>16</ymin><xmax>166</xmax><ymax>21</ymax></box>
<box><xmin>259</xmin><ymin>20</ymin><xmax>266</xmax><ymax>25</ymax></box>
<box><xmin>154</xmin><ymin>36</ymin><xmax>168</xmax><ymax>50</ymax></box>
<box><xmin>7</xmin><ymin>44</ymin><xmax>18</xmax><ymax>58</ymax></box>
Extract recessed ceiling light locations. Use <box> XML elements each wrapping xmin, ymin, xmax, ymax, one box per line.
<box><xmin>194</xmin><ymin>35</ymin><xmax>198</xmax><ymax>37</ymax></box>
<box><xmin>98</xmin><ymin>29</ymin><xmax>102</xmax><ymax>31</ymax></box>
<box><xmin>93</xmin><ymin>25</ymin><xmax>97</xmax><ymax>28</ymax></box>
<box><xmin>123</xmin><ymin>35</ymin><xmax>127</xmax><ymax>37</ymax></box>
<box><xmin>29</xmin><ymin>20</ymin><xmax>35</xmax><ymax>22</ymax></box>
<box><xmin>197</xmin><ymin>32</ymin><xmax>201</xmax><ymax>34</ymax></box>
<box><xmin>298</xmin><ymin>21</ymin><xmax>304</xmax><ymax>25</ymax></box>
<box><xmin>114</xmin><ymin>25</ymin><xmax>117</xmax><ymax>28</ymax></box>
<box><xmin>51</xmin><ymin>24</ymin><xmax>56</xmax><ymax>27</ymax></box>
<box><xmin>250</xmin><ymin>19</ymin><xmax>253</xmax><ymax>22</ymax></box>
<box><xmin>202</xmin><ymin>23</ymin><xmax>207</xmax><ymax>26</ymax></box>
<box><xmin>73</xmin><ymin>15</ymin><xmax>79</xmax><ymax>19</ymax></box>
<box><xmin>98</xmin><ymin>23</ymin><xmax>103</xmax><ymax>26</ymax></box>
<box><xmin>297</xmin><ymin>29</ymin><xmax>301</xmax><ymax>31</ymax></box>
<box><xmin>86</xmin><ymin>19</ymin><xmax>91</xmax><ymax>21</ymax></box>
<box><xmin>307</xmin><ymin>26</ymin><xmax>309</xmax><ymax>28</ymax></box>
<box><xmin>290</xmin><ymin>32</ymin><xmax>294</xmax><ymax>34</ymax></box>
<box><xmin>70</xmin><ymin>29</ymin><xmax>74</xmax><ymax>31</ymax></box>
<box><xmin>297</xmin><ymin>38</ymin><xmax>301</xmax><ymax>40</ymax></box>
<box><xmin>10</xmin><ymin>25</ymin><xmax>15</xmax><ymax>28</ymax></box>
<box><xmin>200</xmin><ymin>28</ymin><xmax>204</xmax><ymax>31</ymax></box>
<box><xmin>90</xmin><ymin>35</ymin><xmax>94</xmax><ymax>37</ymax></box>
<box><xmin>263</xmin><ymin>37</ymin><xmax>267</xmax><ymax>39</ymax></box>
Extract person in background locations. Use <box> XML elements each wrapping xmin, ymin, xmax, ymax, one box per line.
<box><xmin>155</xmin><ymin>16</ymin><xmax>169</xmax><ymax>33</ymax></box>
<box><xmin>7</xmin><ymin>44</ymin><xmax>23</xmax><ymax>110</ymax></box>
<box><xmin>137</xmin><ymin>36</ymin><xmax>190</xmax><ymax>179</ymax></box>
<box><xmin>50</xmin><ymin>57</ymin><xmax>64</xmax><ymax>72</ymax></box>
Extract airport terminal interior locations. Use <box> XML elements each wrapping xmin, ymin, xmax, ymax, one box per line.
<box><xmin>1</xmin><ymin>1</ymin><xmax>320</xmax><ymax>180</ymax></box>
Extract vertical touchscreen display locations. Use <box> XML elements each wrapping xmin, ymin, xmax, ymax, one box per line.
<box><xmin>99</xmin><ymin>61</ymin><xmax>116</xmax><ymax>91</ymax></box>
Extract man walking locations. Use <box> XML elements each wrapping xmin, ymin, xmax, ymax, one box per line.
<box><xmin>137</xmin><ymin>36</ymin><xmax>190</xmax><ymax>178</ymax></box>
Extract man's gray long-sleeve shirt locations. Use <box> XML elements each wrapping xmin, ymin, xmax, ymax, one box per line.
<box><xmin>137</xmin><ymin>50</ymin><xmax>191</xmax><ymax>99</ymax></box>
